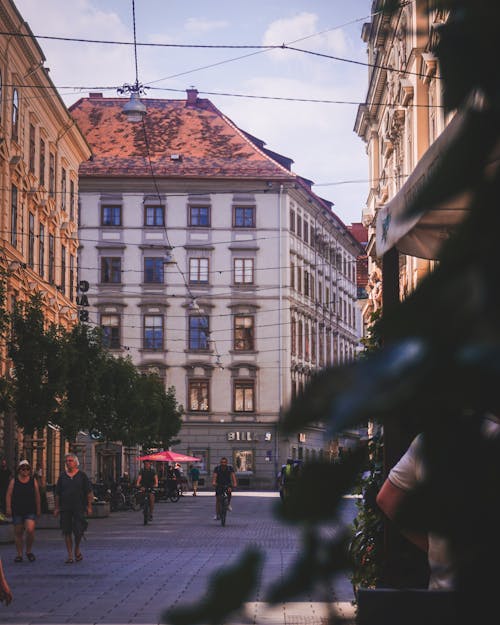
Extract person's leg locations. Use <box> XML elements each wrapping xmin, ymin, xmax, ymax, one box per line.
<box><xmin>149</xmin><ymin>492</ymin><xmax>154</xmax><ymax>516</ymax></box>
<box><xmin>13</xmin><ymin>523</ymin><xmax>24</xmax><ymax>560</ymax></box>
<box><xmin>64</xmin><ymin>533</ymin><xmax>73</xmax><ymax>561</ymax></box>
<box><xmin>73</xmin><ymin>509</ymin><xmax>88</xmax><ymax>560</ymax></box>
<box><xmin>215</xmin><ymin>491</ymin><xmax>221</xmax><ymax>518</ymax></box>
<box><xmin>24</xmin><ymin>519</ymin><xmax>36</xmax><ymax>557</ymax></box>
<box><xmin>61</xmin><ymin>510</ymin><xmax>74</xmax><ymax>561</ymax></box>
<box><xmin>74</xmin><ymin>533</ymin><xmax>82</xmax><ymax>560</ymax></box>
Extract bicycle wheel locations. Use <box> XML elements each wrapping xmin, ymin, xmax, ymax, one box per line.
<box><xmin>169</xmin><ymin>489</ymin><xmax>180</xmax><ymax>503</ymax></box>
<box><xmin>131</xmin><ymin>494</ymin><xmax>141</xmax><ymax>511</ymax></box>
<box><xmin>220</xmin><ymin>495</ymin><xmax>228</xmax><ymax>527</ymax></box>
<box><xmin>113</xmin><ymin>492</ymin><xmax>126</xmax><ymax>511</ymax></box>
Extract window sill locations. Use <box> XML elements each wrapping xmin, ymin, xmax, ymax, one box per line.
<box><xmin>139</xmin><ymin>348</ymin><xmax>167</xmax><ymax>354</ymax></box>
<box><xmin>229</xmin><ymin>350</ymin><xmax>257</xmax><ymax>355</ymax></box>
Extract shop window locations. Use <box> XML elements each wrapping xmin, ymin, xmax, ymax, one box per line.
<box><xmin>233</xmin><ymin>450</ymin><xmax>253</xmax><ymax>472</ymax></box>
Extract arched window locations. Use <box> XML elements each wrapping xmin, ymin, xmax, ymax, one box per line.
<box><xmin>12</xmin><ymin>88</ymin><xmax>19</xmax><ymax>140</ymax></box>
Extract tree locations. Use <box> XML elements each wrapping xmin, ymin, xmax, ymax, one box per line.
<box><xmin>8</xmin><ymin>295</ymin><xmax>67</xmax><ymax>454</ymax></box>
<box><xmin>56</xmin><ymin>323</ymin><xmax>107</xmax><ymax>442</ymax></box>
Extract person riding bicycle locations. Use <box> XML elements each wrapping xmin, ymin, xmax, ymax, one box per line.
<box><xmin>136</xmin><ymin>460</ymin><xmax>158</xmax><ymax>521</ymax></box>
<box><xmin>212</xmin><ymin>457</ymin><xmax>237</xmax><ymax>520</ymax></box>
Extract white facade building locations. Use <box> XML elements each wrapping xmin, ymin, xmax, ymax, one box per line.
<box><xmin>72</xmin><ymin>91</ymin><xmax>362</xmax><ymax>488</ymax></box>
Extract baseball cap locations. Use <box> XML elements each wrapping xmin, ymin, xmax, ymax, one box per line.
<box><xmin>18</xmin><ymin>459</ymin><xmax>30</xmax><ymax>468</ymax></box>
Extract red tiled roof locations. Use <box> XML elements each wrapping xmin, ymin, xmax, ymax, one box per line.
<box><xmin>69</xmin><ymin>95</ymin><xmax>296</xmax><ymax>181</ymax></box>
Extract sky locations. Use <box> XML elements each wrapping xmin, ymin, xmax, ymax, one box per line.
<box><xmin>15</xmin><ymin>0</ymin><xmax>373</xmax><ymax>226</ymax></box>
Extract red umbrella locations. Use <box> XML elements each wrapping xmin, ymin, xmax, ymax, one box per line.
<box><xmin>137</xmin><ymin>450</ymin><xmax>201</xmax><ymax>463</ymax></box>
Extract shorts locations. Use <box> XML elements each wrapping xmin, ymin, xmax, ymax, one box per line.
<box><xmin>12</xmin><ymin>513</ymin><xmax>36</xmax><ymax>525</ymax></box>
<box><xmin>60</xmin><ymin>509</ymin><xmax>88</xmax><ymax>538</ymax></box>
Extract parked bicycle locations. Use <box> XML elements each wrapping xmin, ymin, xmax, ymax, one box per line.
<box><xmin>111</xmin><ymin>484</ymin><xmax>142</xmax><ymax>511</ymax></box>
<box><xmin>156</xmin><ymin>480</ymin><xmax>181</xmax><ymax>503</ymax></box>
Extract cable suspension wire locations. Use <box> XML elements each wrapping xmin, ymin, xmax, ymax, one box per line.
<box><xmin>131</xmin><ymin>0</ymin><xmax>139</xmax><ymax>86</ymax></box>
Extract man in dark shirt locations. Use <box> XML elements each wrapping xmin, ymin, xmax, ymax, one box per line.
<box><xmin>136</xmin><ymin>460</ymin><xmax>158</xmax><ymax>520</ymax></box>
<box><xmin>212</xmin><ymin>457</ymin><xmax>237</xmax><ymax>520</ymax></box>
<box><xmin>54</xmin><ymin>453</ymin><xmax>93</xmax><ymax>564</ymax></box>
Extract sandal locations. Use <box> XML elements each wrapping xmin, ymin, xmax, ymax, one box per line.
<box><xmin>65</xmin><ymin>557</ymin><xmax>74</xmax><ymax>564</ymax></box>
<box><xmin>14</xmin><ymin>556</ymin><xmax>23</xmax><ymax>563</ymax></box>
<box><xmin>26</xmin><ymin>552</ymin><xmax>36</xmax><ymax>562</ymax></box>
<box><xmin>75</xmin><ymin>553</ymin><xmax>83</xmax><ymax>562</ymax></box>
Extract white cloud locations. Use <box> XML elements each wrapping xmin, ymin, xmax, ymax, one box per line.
<box><xmin>262</xmin><ymin>12</ymin><xmax>348</xmax><ymax>60</ymax></box>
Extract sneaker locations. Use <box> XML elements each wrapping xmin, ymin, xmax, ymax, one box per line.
<box><xmin>213</xmin><ymin>515</ymin><xmax>220</xmax><ymax>520</ymax></box>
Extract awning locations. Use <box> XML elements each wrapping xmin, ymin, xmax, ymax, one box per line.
<box><xmin>375</xmin><ymin>108</ymin><xmax>500</xmax><ymax>260</ymax></box>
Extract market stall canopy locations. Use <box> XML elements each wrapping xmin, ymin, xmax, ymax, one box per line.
<box><xmin>376</xmin><ymin>108</ymin><xmax>500</xmax><ymax>260</ymax></box>
<box><xmin>138</xmin><ymin>451</ymin><xmax>201</xmax><ymax>463</ymax></box>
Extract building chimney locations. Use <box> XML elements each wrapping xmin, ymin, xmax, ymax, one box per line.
<box><xmin>186</xmin><ymin>87</ymin><xmax>198</xmax><ymax>106</ymax></box>
<box><xmin>89</xmin><ymin>92</ymin><xmax>103</xmax><ymax>99</ymax></box>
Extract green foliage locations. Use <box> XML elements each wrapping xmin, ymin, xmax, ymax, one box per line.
<box><xmin>8</xmin><ymin>294</ymin><xmax>67</xmax><ymax>436</ymax></box>
<box><xmin>163</xmin><ymin>548</ymin><xmax>262</xmax><ymax>625</ymax></box>
<box><xmin>274</xmin><ymin>450</ymin><xmax>366</xmax><ymax>525</ymax></box>
<box><xmin>348</xmin><ymin>434</ymin><xmax>385</xmax><ymax>593</ymax></box>
<box><xmin>1</xmin><ymin>293</ymin><xmax>182</xmax><ymax>450</ymax></box>
<box><xmin>57</xmin><ymin>323</ymin><xmax>106</xmax><ymax>441</ymax></box>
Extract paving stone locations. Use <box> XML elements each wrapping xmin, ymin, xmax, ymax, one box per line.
<box><xmin>1</xmin><ymin>492</ymin><xmax>356</xmax><ymax>624</ymax></box>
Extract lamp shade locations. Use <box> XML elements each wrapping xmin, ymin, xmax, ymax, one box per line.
<box><xmin>122</xmin><ymin>92</ymin><xmax>146</xmax><ymax>122</ymax></box>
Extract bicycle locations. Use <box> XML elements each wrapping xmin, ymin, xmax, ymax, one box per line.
<box><xmin>165</xmin><ymin>482</ymin><xmax>181</xmax><ymax>503</ymax></box>
<box><xmin>141</xmin><ymin>487</ymin><xmax>156</xmax><ymax>525</ymax></box>
<box><xmin>218</xmin><ymin>486</ymin><xmax>230</xmax><ymax>527</ymax></box>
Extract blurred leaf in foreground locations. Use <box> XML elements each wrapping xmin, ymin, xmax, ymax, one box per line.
<box><xmin>163</xmin><ymin>547</ymin><xmax>262</xmax><ymax>625</ymax></box>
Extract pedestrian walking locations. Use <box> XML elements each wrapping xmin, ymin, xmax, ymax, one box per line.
<box><xmin>54</xmin><ymin>453</ymin><xmax>93</xmax><ymax>564</ymax></box>
<box><xmin>188</xmin><ymin>464</ymin><xmax>200</xmax><ymax>496</ymax></box>
<box><xmin>5</xmin><ymin>459</ymin><xmax>41</xmax><ymax>563</ymax></box>
<box><xmin>0</xmin><ymin>557</ymin><xmax>12</xmax><ymax>606</ymax></box>
<box><xmin>0</xmin><ymin>458</ymin><xmax>12</xmax><ymax>514</ymax></box>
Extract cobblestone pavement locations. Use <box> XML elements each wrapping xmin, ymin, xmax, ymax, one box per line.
<box><xmin>0</xmin><ymin>491</ymin><xmax>357</xmax><ymax>625</ymax></box>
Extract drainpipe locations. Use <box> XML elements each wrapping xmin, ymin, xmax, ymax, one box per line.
<box><xmin>277</xmin><ymin>184</ymin><xmax>284</xmax><ymax>475</ymax></box>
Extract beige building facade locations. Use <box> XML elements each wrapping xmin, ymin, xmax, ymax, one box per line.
<box><xmin>0</xmin><ymin>0</ymin><xmax>90</xmax><ymax>479</ymax></box>
<box><xmin>354</xmin><ymin>0</ymin><xmax>451</xmax><ymax>324</ymax></box>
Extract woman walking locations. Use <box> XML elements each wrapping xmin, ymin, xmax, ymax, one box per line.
<box><xmin>6</xmin><ymin>460</ymin><xmax>41</xmax><ymax>562</ymax></box>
